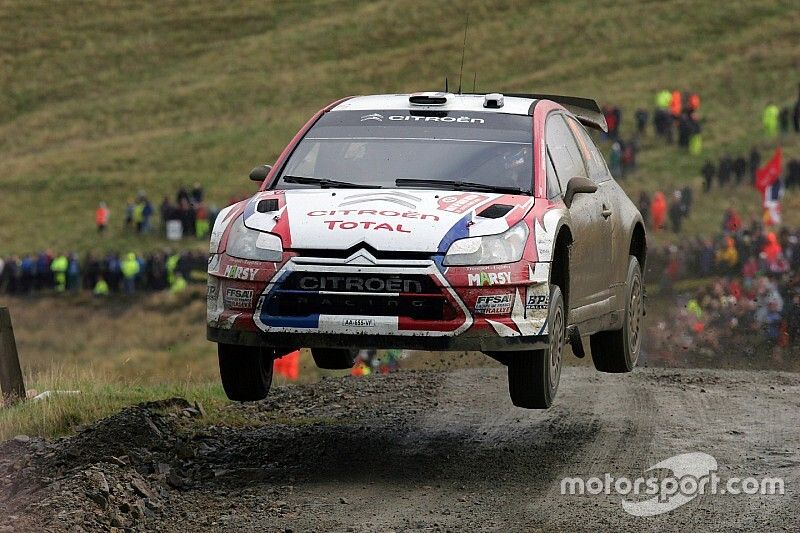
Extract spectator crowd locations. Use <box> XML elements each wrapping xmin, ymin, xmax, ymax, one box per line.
<box><xmin>97</xmin><ymin>183</ymin><xmax>224</xmax><ymax>241</ymax></box>
<box><xmin>0</xmin><ymin>250</ymin><xmax>208</xmax><ymax>296</ymax></box>
<box><xmin>646</xmin><ymin>217</ymin><xmax>800</xmax><ymax>363</ymax></box>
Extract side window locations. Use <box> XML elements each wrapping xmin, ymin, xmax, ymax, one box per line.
<box><xmin>566</xmin><ymin>116</ymin><xmax>610</xmax><ymax>183</ymax></box>
<box><xmin>545</xmin><ymin>114</ymin><xmax>588</xmax><ymax>193</ymax></box>
<box><xmin>546</xmin><ymin>150</ymin><xmax>561</xmax><ymax>199</ymax></box>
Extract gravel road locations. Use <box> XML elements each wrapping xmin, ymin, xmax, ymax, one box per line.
<box><xmin>1</xmin><ymin>366</ymin><xmax>798</xmax><ymax>532</ymax></box>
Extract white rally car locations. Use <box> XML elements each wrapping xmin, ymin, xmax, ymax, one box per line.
<box><xmin>208</xmin><ymin>92</ymin><xmax>646</xmax><ymax>408</ymax></box>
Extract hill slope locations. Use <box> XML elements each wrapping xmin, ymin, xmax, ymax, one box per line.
<box><xmin>1</xmin><ymin>0</ymin><xmax>799</xmax><ymax>253</ymax></box>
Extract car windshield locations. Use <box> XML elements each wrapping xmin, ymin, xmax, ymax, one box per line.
<box><xmin>274</xmin><ymin>110</ymin><xmax>533</xmax><ymax>194</ymax></box>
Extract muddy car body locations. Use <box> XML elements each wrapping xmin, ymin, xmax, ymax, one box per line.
<box><xmin>208</xmin><ymin>92</ymin><xmax>646</xmax><ymax>408</ymax></box>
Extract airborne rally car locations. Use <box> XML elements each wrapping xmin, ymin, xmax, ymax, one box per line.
<box><xmin>207</xmin><ymin>92</ymin><xmax>646</xmax><ymax>408</ymax></box>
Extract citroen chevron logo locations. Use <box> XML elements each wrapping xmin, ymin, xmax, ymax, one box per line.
<box><xmin>339</xmin><ymin>191</ymin><xmax>422</xmax><ymax>209</ymax></box>
<box><xmin>344</xmin><ymin>248</ymin><xmax>378</xmax><ymax>265</ymax></box>
<box><xmin>360</xmin><ymin>113</ymin><xmax>383</xmax><ymax>122</ymax></box>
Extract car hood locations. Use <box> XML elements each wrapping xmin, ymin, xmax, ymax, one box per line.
<box><xmin>241</xmin><ymin>189</ymin><xmax>535</xmax><ymax>254</ymax></box>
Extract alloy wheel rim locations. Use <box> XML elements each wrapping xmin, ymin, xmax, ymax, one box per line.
<box><xmin>549</xmin><ymin>304</ymin><xmax>564</xmax><ymax>387</ymax></box>
<box><xmin>628</xmin><ymin>275</ymin><xmax>643</xmax><ymax>356</ymax></box>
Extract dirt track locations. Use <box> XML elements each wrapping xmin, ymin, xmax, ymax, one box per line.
<box><xmin>1</xmin><ymin>366</ymin><xmax>798</xmax><ymax>532</ymax></box>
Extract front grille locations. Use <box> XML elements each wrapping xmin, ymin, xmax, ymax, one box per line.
<box><xmin>266</xmin><ymin>271</ymin><xmax>451</xmax><ymax>320</ymax></box>
<box><xmin>269</xmin><ymin>292</ymin><xmax>445</xmax><ymax>320</ymax></box>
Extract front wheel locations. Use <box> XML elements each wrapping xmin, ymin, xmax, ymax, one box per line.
<box><xmin>590</xmin><ymin>255</ymin><xmax>643</xmax><ymax>373</ymax></box>
<box><xmin>218</xmin><ymin>343</ymin><xmax>274</xmax><ymax>401</ymax></box>
<box><xmin>507</xmin><ymin>285</ymin><xmax>565</xmax><ymax>409</ymax></box>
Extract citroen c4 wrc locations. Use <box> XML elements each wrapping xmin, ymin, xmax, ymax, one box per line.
<box><xmin>207</xmin><ymin>91</ymin><xmax>646</xmax><ymax>408</ymax></box>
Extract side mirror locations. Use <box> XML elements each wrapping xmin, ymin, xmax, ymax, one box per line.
<box><xmin>249</xmin><ymin>164</ymin><xmax>272</xmax><ymax>182</ymax></box>
<box><xmin>563</xmin><ymin>176</ymin><xmax>597</xmax><ymax>207</ymax></box>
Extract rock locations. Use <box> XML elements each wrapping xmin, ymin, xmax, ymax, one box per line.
<box><xmin>176</xmin><ymin>443</ymin><xmax>195</xmax><ymax>459</ymax></box>
<box><xmin>12</xmin><ymin>435</ymin><xmax>30</xmax><ymax>443</ymax></box>
<box><xmin>145</xmin><ymin>499</ymin><xmax>162</xmax><ymax>511</ymax></box>
<box><xmin>105</xmin><ymin>456</ymin><xmax>127</xmax><ymax>467</ymax></box>
<box><xmin>109</xmin><ymin>512</ymin><xmax>124</xmax><ymax>527</ymax></box>
<box><xmin>130</xmin><ymin>478</ymin><xmax>157</xmax><ymax>500</ymax></box>
<box><xmin>194</xmin><ymin>401</ymin><xmax>207</xmax><ymax>417</ymax></box>
<box><xmin>167</xmin><ymin>471</ymin><xmax>186</xmax><ymax>489</ymax></box>
<box><xmin>131</xmin><ymin>500</ymin><xmax>145</xmax><ymax>519</ymax></box>
<box><xmin>144</xmin><ymin>417</ymin><xmax>163</xmax><ymax>439</ymax></box>
<box><xmin>86</xmin><ymin>470</ymin><xmax>110</xmax><ymax>494</ymax></box>
<box><xmin>339</xmin><ymin>497</ymin><xmax>349</xmax><ymax>504</ymax></box>
<box><xmin>86</xmin><ymin>490</ymin><xmax>108</xmax><ymax>509</ymax></box>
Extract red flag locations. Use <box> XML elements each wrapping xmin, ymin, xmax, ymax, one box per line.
<box><xmin>755</xmin><ymin>146</ymin><xmax>782</xmax><ymax>192</ymax></box>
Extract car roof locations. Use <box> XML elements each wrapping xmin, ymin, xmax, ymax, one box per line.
<box><xmin>330</xmin><ymin>93</ymin><xmax>537</xmax><ymax>116</ymax></box>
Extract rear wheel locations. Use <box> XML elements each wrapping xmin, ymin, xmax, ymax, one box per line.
<box><xmin>310</xmin><ymin>348</ymin><xmax>357</xmax><ymax>370</ymax></box>
<box><xmin>508</xmin><ymin>285</ymin><xmax>565</xmax><ymax>409</ymax></box>
<box><xmin>590</xmin><ymin>256</ymin><xmax>643</xmax><ymax>373</ymax></box>
<box><xmin>218</xmin><ymin>343</ymin><xmax>274</xmax><ymax>401</ymax></box>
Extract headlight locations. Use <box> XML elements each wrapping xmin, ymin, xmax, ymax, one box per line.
<box><xmin>226</xmin><ymin>216</ymin><xmax>283</xmax><ymax>261</ymax></box>
<box><xmin>443</xmin><ymin>221</ymin><xmax>529</xmax><ymax>266</ymax></box>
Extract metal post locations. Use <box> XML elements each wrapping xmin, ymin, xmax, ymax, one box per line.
<box><xmin>0</xmin><ymin>307</ymin><xmax>26</xmax><ymax>405</ymax></box>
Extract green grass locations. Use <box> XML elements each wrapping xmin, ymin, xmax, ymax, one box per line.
<box><xmin>0</xmin><ymin>369</ymin><xmax>228</xmax><ymax>440</ymax></box>
<box><xmin>1</xmin><ymin>0</ymin><xmax>800</xmax><ymax>254</ymax></box>
<box><xmin>0</xmin><ymin>290</ymin><xmax>350</xmax><ymax>439</ymax></box>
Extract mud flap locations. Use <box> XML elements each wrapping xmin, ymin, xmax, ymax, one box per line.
<box><xmin>567</xmin><ymin>325</ymin><xmax>585</xmax><ymax>358</ymax></box>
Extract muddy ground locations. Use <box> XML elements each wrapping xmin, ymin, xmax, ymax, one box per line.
<box><xmin>0</xmin><ymin>366</ymin><xmax>798</xmax><ymax>532</ymax></box>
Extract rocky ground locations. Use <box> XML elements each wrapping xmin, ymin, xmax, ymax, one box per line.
<box><xmin>0</xmin><ymin>366</ymin><xmax>798</xmax><ymax>532</ymax></box>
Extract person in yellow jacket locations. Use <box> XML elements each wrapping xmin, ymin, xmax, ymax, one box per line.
<box><xmin>686</xmin><ymin>298</ymin><xmax>703</xmax><ymax>320</ymax></box>
<box><xmin>50</xmin><ymin>254</ymin><xmax>68</xmax><ymax>292</ymax></box>
<box><xmin>656</xmin><ymin>89</ymin><xmax>672</xmax><ymax>109</ymax></box>
<box><xmin>715</xmin><ymin>236</ymin><xmax>739</xmax><ymax>273</ymax></box>
<box><xmin>121</xmin><ymin>252</ymin><xmax>140</xmax><ymax>293</ymax></box>
<box><xmin>763</xmin><ymin>104</ymin><xmax>780</xmax><ymax>138</ymax></box>
<box><xmin>166</xmin><ymin>252</ymin><xmax>180</xmax><ymax>286</ymax></box>
<box><xmin>170</xmin><ymin>273</ymin><xmax>187</xmax><ymax>293</ymax></box>
<box><xmin>93</xmin><ymin>277</ymin><xmax>110</xmax><ymax>297</ymax></box>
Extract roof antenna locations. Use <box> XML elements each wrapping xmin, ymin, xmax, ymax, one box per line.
<box><xmin>445</xmin><ymin>76</ymin><xmax>449</xmax><ymax>93</ymax></box>
<box><xmin>472</xmin><ymin>72</ymin><xmax>477</xmax><ymax>93</ymax></box>
<box><xmin>457</xmin><ymin>13</ymin><xmax>470</xmax><ymax>94</ymax></box>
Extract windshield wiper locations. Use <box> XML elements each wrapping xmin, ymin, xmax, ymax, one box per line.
<box><xmin>395</xmin><ymin>178</ymin><xmax>524</xmax><ymax>195</ymax></box>
<box><xmin>282</xmin><ymin>175</ymin><xmax>380</xmax><ymax>189</ymax></box>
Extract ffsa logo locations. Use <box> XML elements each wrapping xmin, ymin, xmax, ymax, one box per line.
<box><xmin>360</xmin><ymin>113</ymin><xmax>383</xmax><ymax>122</ymax></box>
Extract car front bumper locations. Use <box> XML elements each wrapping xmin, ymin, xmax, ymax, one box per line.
<box><xmin>207</xmin><ymin>253</ymin><xmax>552</xmax><ymax>352</ymax></box>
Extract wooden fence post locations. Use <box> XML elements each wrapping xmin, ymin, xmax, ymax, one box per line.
<box><xmin>0</xmin><ymin>307</ymin><xmax>26</xmax><ymax>405</ymax></box>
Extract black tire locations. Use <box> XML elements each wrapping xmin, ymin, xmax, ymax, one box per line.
<box><xmin>590</xmin><ymin>256</ymin><xmax>643</xmax><ymax>373</ymax></box>
<box><xmin>508</xmin><ymin>285</ymin><xmax>565</xmax><ymax>409</ymax></box>
<box><xmin>218</xmin><ymin>343</ymin><xmax>274</xmax><ymax>401</ymax></box>
<box><xmin>310</xmin><ymin>348</ymin><xmax>357</xmax><ymax>370</ymax></box>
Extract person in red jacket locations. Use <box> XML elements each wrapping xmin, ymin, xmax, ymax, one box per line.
<box><xmin>670</xmin><ymin>91</ymin><xmax>682</xmax><ymax>118</ymax></box>
<box><xmin>722</xmin><ymin>207</ymin><xmax>741</xmax><ymax>233</ymax></box>
<box><xmin>651</xmin><ymin>192</ymin><xmax>667</xmax><ymax>231</ymax></box>
<box><xmin>762</xmin><ymin>232</ymin><xmax>782</xmax><ymax>263</ymax></box>
<box><xmin>95</xmin><ymin>202</ymin><xmax>110</xmax><ymax>233</ymax></box>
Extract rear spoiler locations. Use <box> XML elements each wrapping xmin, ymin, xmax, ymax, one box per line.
<box><xmin>504</xmin><ymin>93</ymin><xmax>608</xmax><ymax>133</ymax></box>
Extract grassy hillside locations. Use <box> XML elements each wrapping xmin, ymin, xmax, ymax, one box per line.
<box><xmin>1</xmin><ymin>0</ymin><xmax>800</xmax><ymax>255</ymax></box>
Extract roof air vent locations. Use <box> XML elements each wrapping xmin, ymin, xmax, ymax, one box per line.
<box><xmin>409</xmin><ymin>92</ymin><xmax>450</xmax><ymax>106</ymax></box>
<box><xmin>484</xmin><ymin>93</ymin><xmax>504</xmax><ymax>109</ymax></box>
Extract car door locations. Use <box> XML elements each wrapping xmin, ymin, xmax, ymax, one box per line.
<box><xmin>565</xmin><ymin>117</ymin><xmax>619</xmax><ymax>292</ymax></box>
<box><xmin>545</xmin><ymin>113</ymin><xmax>609</xmax><ymax>309</ymax></box>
